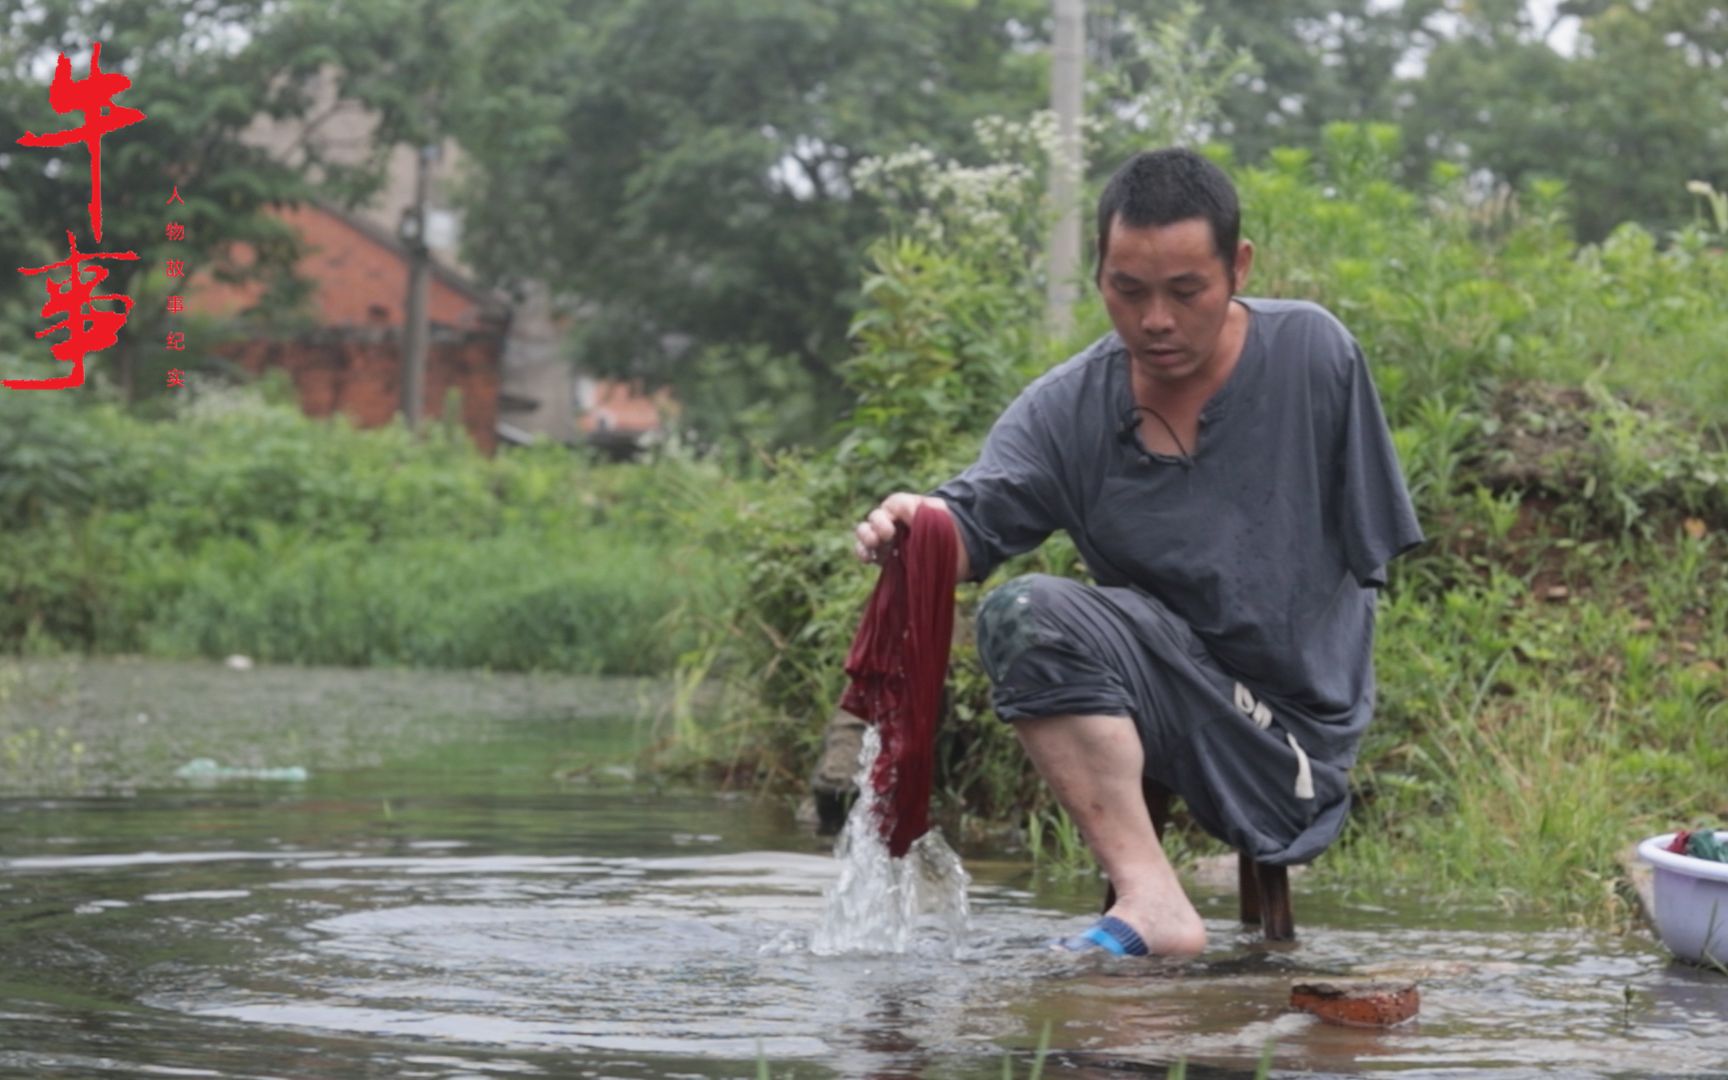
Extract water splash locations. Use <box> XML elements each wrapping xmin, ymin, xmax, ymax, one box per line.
<box><xmin>810</xmin><ymin>727</ymin><xmax>971</xmax><ymax>957</ymax></box>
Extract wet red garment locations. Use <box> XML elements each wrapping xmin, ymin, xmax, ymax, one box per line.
<box><xmin>840</xmin><ymin>505</ymin><xmax>957</xmax><ymax>857</ymax></box>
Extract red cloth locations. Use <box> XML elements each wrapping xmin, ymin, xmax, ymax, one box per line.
<box><xmin>839</xmin><ymin>505</ymin><xmax>957</xmax><ymax>857</ymax></box>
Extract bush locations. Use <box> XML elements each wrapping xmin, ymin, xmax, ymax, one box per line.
<box><xmin>0</xmin><ymin>391</ymin><xmax>730</xmax><ymax>676</ymax></box>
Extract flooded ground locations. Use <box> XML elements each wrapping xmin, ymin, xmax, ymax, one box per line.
<box><xmin>1</xmin><ymin>659</ymin><xmax>1724</xmax><ymax>1078</ymax></box>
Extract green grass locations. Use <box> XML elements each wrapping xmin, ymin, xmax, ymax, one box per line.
<box><xmin>1025</xmin><ymin>806</ymin><xmax>1096</xmax><ymax>880</ymax></box>
<box><xmin>1326</xmin><ymin>511</ymin><xmax>1725</xmax><ymax>922</ymax></box>
<box><xmin>139</xmin><ymin>526</ymin><xmax>718</xmax><ymax>676</ymax></box>
<box><xmin>0</xmin><ymin>388</ymin><xmax>731</xmax><ymax>677</ymax></box>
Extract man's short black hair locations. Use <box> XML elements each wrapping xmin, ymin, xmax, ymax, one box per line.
<box><xmin>1094</xmin><ymin>147</ymin><xmax>1241</xmax><ymax>281</ymax></box>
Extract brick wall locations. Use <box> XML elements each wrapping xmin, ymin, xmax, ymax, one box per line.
<box><xmin>221</xmin><ymin>327</ymin><xmax>502</xmax><ymax>456</ymax></box>
<box><xmin>190</xmin><ymin>202</ymin><xmax>508</xmax><ymax>454</ymax></box>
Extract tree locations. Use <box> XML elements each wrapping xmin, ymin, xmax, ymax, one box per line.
<box><xmin>1558</xmin><ymin>0</ymin><xmax>1728</xmax><ymax>239</ymax></box>
<box><xmin>443</xmin><ymin>0</ymin><xmax>1048</xmax><ymax>448</ymax></box>
<box><xmin>1085</xmin><ymin>1</ymin><xmax>1440</xmax><ymax>166</ymax></box>
<box><xmin>0</xmin><ymin>1</ymin><xmax>362</xmax><ymax>400</ymax></box>
<box><xmin>1098</xmin><ymin>0</ymin><xmax>1726</xmax><ymax>241</ymax></box>
<box><xmin>1400</xmin><ymin>0</ymin><xmax>1727</xmax><ymax>239</ymax></box>
<box><xmin>0</xmin><ymin>0</ymin><xmax>503</xmax><ymax>404</ymax></box>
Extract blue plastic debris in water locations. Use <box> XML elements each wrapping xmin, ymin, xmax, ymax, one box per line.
<box><xmin>174</xmin><ymin>758</ymin><xmax>309</xmax><ymax>782</ymax></box>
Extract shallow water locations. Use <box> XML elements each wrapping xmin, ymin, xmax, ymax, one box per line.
<box><xmin>1</xmin><ymin>663</ymin><xmax>1725</xmax><ymax>1078</ymax></box>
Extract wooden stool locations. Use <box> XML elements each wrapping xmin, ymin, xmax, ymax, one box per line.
<box><xmin>1100</xmin><ymin>776</ymin><xmax>1295</xmax><ymax>941</ymax></box>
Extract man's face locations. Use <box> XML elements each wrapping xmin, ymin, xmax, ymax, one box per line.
<box><xmin>1097</xmin><ymin>215</ymin><xmax>1252</xmax><ymax>387</ymax></box>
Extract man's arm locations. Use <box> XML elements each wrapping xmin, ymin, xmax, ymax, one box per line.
<box><xmin>855</xmin><ymin>379</ymin><xmax>1065</xmax><ymax>584</ymax></box>
<box><xmin>853</xmin><ymin>493</ymin><xmax>970</xmax><ymax>581</ymax></box>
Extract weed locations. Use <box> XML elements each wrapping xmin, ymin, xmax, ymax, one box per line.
<box><xmin>1026</xmin><ymin>806</ymin><xmax>1098</xmax><ymax>879</ymax></box>
<box><xmin>999</xmin><ymin>1019</ymin><xmax>1053</xmax><ymax>1080</ymax></box>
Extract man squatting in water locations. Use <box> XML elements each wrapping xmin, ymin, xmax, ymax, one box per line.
<box><xmin>851</xmin><ymin>147</ymin><xmax>1423</xmax><ymax>958</ymax></box>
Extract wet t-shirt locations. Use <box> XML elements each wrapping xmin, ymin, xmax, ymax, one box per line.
<box><xmin>930</xmin><ymin>297</ymin><xmax>1424</xmax><ymax>765</ymax></box>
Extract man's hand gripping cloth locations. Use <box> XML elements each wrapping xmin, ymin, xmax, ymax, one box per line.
<box><xmin>840</xmin><ymin>505</ymin><xmax>957</xmax><ymax>858</ymax></box>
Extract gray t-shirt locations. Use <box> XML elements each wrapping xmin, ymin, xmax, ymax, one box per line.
<box><xmin>931</xmin><ymin>297</ymin><xmax>1424</xmax><ymax>765</ymax></box>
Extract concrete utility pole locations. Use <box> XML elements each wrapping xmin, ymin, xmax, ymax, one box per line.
<box><xmin>1046</xmin><ymin>0</ymin><xmax>1086</xmax><ymax>339</ymax></box>
<box><xmin>400</xmin><ymin>142</ymin><xmax>436</xmax><ymax>433</ymax></box>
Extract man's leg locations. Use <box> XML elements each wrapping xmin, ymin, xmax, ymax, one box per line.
<box><xmin>1015</xmin><ymin>712</ymin><xmax>1206</xmax><ymax>957</ymax></box>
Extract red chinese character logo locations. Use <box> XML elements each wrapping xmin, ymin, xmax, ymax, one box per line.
<box><xmin>8</xmin><ymin>231</ymin><xmax>139</xmax><ymax>390</ymax></box>
<box><xmin>165</xmin><ymin>331</ymin><xmax>186</xmax><ymax>351</ymax></box>
<box><xmin>165</xmin><ymin>222</ymin><xmax>185</xmax><ymax>241</ymax></box>
<box><xmin>166</xmin><ymin>368</ymin><xmax>185</xmax><ymax>388</ymax></box>
<box><xmin>165</xmin><ymin>258</ymin><xmax>185</xmax><ymax>278</ymax></box>
<box><xmin>10</xmin><ymin>40</ymin><xmax>144</xmax><ymax>392</ymax></box>
<box><xmin>166</xmin><ymin>295</ymin><xmax>185</xmax><ymax>314</ymax></box>
<box><xmin>165</xmin><ymin>184</ymin><xmax>184</xmax><ymax>206</ymax></box>
<box><xmin>15</xmin><ymin>42</ymin><xmax>146</xmax><ymax>244</ymax></box>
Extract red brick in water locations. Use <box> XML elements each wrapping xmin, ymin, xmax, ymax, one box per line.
<box><xmin>1290</xmin><ymin>981</ymin><xmax>1420</xmax><ymax>1027</ymax></box>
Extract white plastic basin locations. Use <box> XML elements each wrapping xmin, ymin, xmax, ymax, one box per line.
<box><xmin>1638</xmin><ymin>831</ymin><xmax>1728</xmax><ymax>968</ymax></box>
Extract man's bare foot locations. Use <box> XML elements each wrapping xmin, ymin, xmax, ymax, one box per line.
<box><xmin>1105</xmin><ymin>892</ymin><xmax>1207</xmax><ymax>958</ymax></box>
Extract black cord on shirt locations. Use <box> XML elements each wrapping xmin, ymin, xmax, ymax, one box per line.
<box><xmin>1119</xmin><ymin>404</ymin><xmax>1194</xmax><ymax>469</ymax></box>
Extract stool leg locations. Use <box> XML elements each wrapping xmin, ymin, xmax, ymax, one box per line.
<box><xmin>1255</xmin><ymin>862</ymin><xmax>1294</xmax><ymax>941</ymax></box>
<box><xmin>1237</xmin><ymin>851</ymin><xmax>1262</xmax><ymax>925</ymax></box>
<box><xmin>1101</xmin><ymin>778</ymin><xmax>1174</xmax><ymax>915</ymax></box>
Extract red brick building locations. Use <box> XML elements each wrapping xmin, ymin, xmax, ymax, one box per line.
<box><xmin>190</xmin><ymin>200</ymin><xmax>511</xmax><ymax>454</ymax></box>
<box><xmin>571</xmin><ymin>374</ymin><xmax>679</xmax><ymax>459</ymax></box>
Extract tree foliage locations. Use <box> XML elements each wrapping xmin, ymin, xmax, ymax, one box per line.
<box><xmin>1092</xmin><ymin>1</ymin><xmax>1727</xmax><ymax>242</ymax></box>
<box><xmin>1402</xmin><ymin>0</ymin><xmax>1728</xmax><ymax>240</ymax></box>
<box><xmin>0</xmin><ymin>0</ymin><xmax>506</xmax><ymax>402</ymax></box>
<box><xmin>1092</xmin><ymin>1</ymin><xmax>1438</xmax><ymax>160</ymax></box>
<box><xmin>4</xmin><ymin>0</ymin><xmax>1723</xmax><ymax>441</ymax></box>
<box><xmin>0</xmin><ymin>0</ymin><xmax>338</xmax><ymax>399</ymax></box>
<box><xmin>444</xmin><ymin>0</ymin><xmax>1048</xmax><ymax>445</ymax></box>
